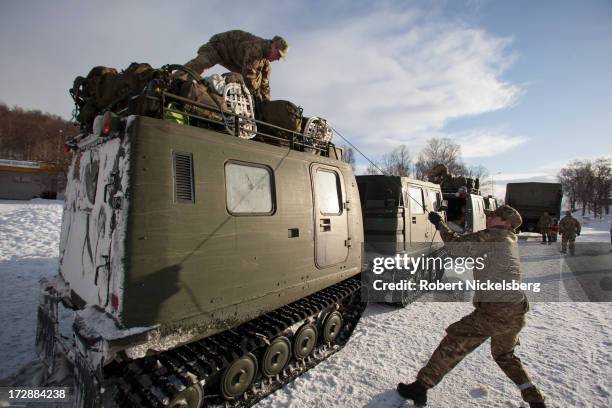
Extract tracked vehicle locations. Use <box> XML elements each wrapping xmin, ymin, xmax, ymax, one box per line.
<box><xmin>36</xmin><ymin>68</ymin><xmax>365</xmax><ymax>407</ymax></box>
<box><xmin>356</xmin><ymin>175</ymin><xmax>446</xmax><ymax>305</ymax></box>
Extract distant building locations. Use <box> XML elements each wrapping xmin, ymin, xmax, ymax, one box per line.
<box><xmin>0</xmin><ymin>159</ymin><xmax>63</xmax><ymax>200</ymax></box>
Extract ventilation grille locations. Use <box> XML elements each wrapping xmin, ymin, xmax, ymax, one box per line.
<box><xmin>173</xmin><ymin>152</ymin><xmax>194</xmax><ymax>203</ymax></box>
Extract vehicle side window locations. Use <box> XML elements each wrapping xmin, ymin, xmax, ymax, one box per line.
<box><xmin>316</xmin><ymin>169</ymin><xmax>342</xmax><ymax>215</ymax></box>
<box><xmin>225</xmin><ymin>162</ymin><xmax>275</xmax><ymax>215</ymax></box>
<box><xmin>407</xmin><ymin>186</ymin><xmax>424</xmax><ymax>214</ymax></box>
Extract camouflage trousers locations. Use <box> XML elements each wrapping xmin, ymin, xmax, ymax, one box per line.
<box><xmin>181</xmin><ymin>43</ymin><xmax>222</xmax><ymax>77</ymax></box>
<box><xmin>561</xmin><ymin>237</ymin><xmax>576</xmax><ymax>255</ymax></box>
<box><xmin>417</xmin><ymin>301</ymin><xmax>545</xmax><ymax>403</ymax></box>
<box><xmin>541</xmin><ymin>231</ymin><xmax>555</xmax><ymax>243</ymax></box>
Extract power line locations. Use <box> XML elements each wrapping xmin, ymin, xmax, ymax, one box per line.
<box><xmin>331</xmin><ymin>126</ymin><xmax>386</xmax><ymax>176</ymax></box>
<box><xmin>331</xmin><ymin>126</ymin><xmax>434</xmax><ymax>214</ymax></box>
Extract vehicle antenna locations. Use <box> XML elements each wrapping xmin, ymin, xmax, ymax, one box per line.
<box><xmin>331</xmin><ymin>126</ymin><xmax>430</xmax><ymax>214</ymax></box>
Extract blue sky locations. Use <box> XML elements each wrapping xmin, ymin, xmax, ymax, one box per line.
<box><xmin>0</xmin><ymin>0</ymin><xmax>610</xmax><ymax>198</ymax></box>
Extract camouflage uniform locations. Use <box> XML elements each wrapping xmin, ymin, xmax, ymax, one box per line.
<box><xmin>558</xmin><ymin>214</ymin><xmax>581</xmax><ymax>255</ymax></box>
<box><xmin>536</xmin><ymin>214</ymin><xmax>554</xmax><ymax>244</ymax></box>
<box><xmin>416</xmin><ymin>207</ymin><xmax>545</xmax><ymax>404</ymax></box>
<box><xmin>181</xmin><ymin>30</ymin><xmax>280</xmax><ymax>101</ymax></box>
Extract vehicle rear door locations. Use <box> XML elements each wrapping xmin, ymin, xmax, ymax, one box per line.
<box><xmin>312</xmin><ymin>164</ymin><xmax>349</xmax><ymax>267</ymax></box>
<box><xmin>467</xmin><ymin>194</ymin><xmax>487</xmax><ymax>232</ymax></box>
<box><xmin>406</xmin><ymin>184</ymin><xmax>429</xmax><ymax>249</ymax></box>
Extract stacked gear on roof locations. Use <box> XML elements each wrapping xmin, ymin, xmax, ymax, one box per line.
<box><xmin>67</xmin><ymin>31</ymin><xmax>336</xmax><ymax>154</ymax></box>
<box><xmin>68</xmin><ymin>64</ymin><xmax>334</xmax><ymax>155</ymax></box>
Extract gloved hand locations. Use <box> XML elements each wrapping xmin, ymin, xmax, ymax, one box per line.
<box><xmin>576</xmin><ymin>232</ymin><xmax>580</xmax><ymax>236</ymax></box>
<box><xmin>428</xmin><ymin>212</ymin><xmax>442</xmax><ymax>229</ymax></box>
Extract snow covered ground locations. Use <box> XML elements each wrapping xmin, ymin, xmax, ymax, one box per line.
<box><xmin>0</xmin><ymin>199</ymin><xmax>63</xmax><ymax>380</ymax></box>
<box><xmin>0</xmin><ymin>200</ymin><xmax>610</xmax><ymax>407</ymax></box>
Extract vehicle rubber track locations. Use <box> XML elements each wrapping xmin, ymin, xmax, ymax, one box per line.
<box><xmin>106</xmin><ymin>277</ymin><xmax>365</xmax><ymax>407</ymax></box>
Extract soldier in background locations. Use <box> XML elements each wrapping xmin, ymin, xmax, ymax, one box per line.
<box><xmin>397</xmin><ymin>205</ymin><xmax>546</xmax><ymax>408</ymax></box>
<box><xmin>537</xmin><ymin>211</ymin><xmax>554</xmax><ymax>245</ymax></box>
<box><xmin>176</xmin><ymin>30</ymin><xmax>288</xmax><ymax>102</ymax></box>
<box><xmin>558</xmin><ymin>211</ymin><xmax>581</xmax><ymax>255</ymax></box>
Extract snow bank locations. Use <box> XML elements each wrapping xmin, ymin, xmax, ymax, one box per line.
<box><xmin>0</xmin><ymin>199</ymin><xmax>63</xmax><ymax>378</ymax></box>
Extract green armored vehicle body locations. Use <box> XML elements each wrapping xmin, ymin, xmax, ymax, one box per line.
<box><xmin>356</xmin><ymin>175</ymin><xmax>446</xmax><ymax>305</ymax></box>
<box><xmin>505</xmin><ymin>182</ymin><xmax>563</xmax><ymax>232</ymax></box>
<box><xmin>36</xmin><ymin>71</ymin><xmax>366</xmax><ymax>407</ymax></box>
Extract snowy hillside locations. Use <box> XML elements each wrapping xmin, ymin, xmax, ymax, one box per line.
<box><xmin>0</xmin><ymin>200</ymin><xmax>610</xmax><ymax>407</ymax></box>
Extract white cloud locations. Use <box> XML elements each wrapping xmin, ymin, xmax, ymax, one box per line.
<box><xmin>271</xmin><ymin>7</ymin><xmax>522</xmax><ymax>157</ymax></box>
<box><xmin>453</xmin><ymin>130</ymin><xmax>528</xmax><ymax>158</ymax></box>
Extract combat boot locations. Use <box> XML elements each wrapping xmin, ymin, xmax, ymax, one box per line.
<box><xmin>397</xmin><ymin>381</ymin><xmax>428</xmax><ymax>406</ymax></box>
<box><xmin>522</xmin><ymin>385</ymin><xmax>545</xmax><ymax>407</ymax></box>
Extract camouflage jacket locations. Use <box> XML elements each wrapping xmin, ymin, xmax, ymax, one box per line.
<box><xmin>208</xmin><ymin>30</ymin><xmax>272</xmax><ymax>100</ymax></box>
<box><xmin>438</xmin><ymin>222</ymin><xmax>526</xmax><ymax>304</ymax></box>
<box><xmin>558</xmin><ymin>215</ymin><xmax>581</xmax><ymax>237</ymax></box>
<box><xmin>537</xmin><ymin>214</ymin><xmax>554</xmax><ymax>231</ymax></box>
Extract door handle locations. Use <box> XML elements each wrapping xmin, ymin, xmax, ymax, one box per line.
<box><xmin>320</xmin><ymin>218</ymin><xmax>331</xmax><ymax>232</ymax></box>
<box><xmin>412</xmin><ymin>216</ymin><xmax>417</xmax><ymax>224</ymax></box>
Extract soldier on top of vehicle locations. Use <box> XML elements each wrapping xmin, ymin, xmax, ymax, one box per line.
<box><xmin>176</xmin><ymin>30</ymin><xmax>289</xmax><ymax>102</ymax></box>
<box><xmin>537</xmin><ymin>211</ymin><xmax>554</xmax><ymax>245</ymax></box>
<box><xmin>558</xmin><ymin>211</ymin><xmax>581</xmax><ymax>255</ymax></box>
<box><xmin>427</xmin><ymin>164</ymin><xmax>480</xmax><ymax>191</ymax></box>
<box><xmin>397</xmin><ymin>205</ymin><xmax>546</xmax><ymax>408</ymax></box>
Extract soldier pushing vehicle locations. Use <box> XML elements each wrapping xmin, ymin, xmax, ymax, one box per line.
<box><xmin>176</xmin><ymin>30</ymin><xmax>289</xmax><ymax>102</ymax></box>
<box><xmin>396</xmin><ymin>205</ymin><xmax>546</xmax><ymax>408</ymax></box>
<box><xmin>558</xmin><ymin>210</ymin><xmax>581</xmax><ymax>255</ymax></box>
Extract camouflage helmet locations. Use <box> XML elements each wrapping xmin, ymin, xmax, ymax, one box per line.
<box><xmin>272</xmin><ymin>35</ymin><xmax>289</xmax><ymax>59</ymax></box>
<box><xmin>485</xmin><ymin>205</ymin><xmax>522</xmax><ymax>229</ymax></box>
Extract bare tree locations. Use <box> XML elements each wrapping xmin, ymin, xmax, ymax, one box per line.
<box><xmin>341</xmin><ymin>146</ymin><xmax>356</xmax><ymax>171</ymax></box>
<box><xmin>365</xmin><ymin>163</ymin><xmax>382</xmax><ymax>175</ymax></box>
<box><xmin>593</xmin><ymin>158</ymin><xmax>611</xmax><ymax>217</ymax></box>
<box><xmin>414</xmin><ymin>137</ymin><xmax>463</xmax><ymax>180</ymax></box>
<box><xmin>380</xmin><ymin>145</ymin><xmax>411</xmax><ymax>176</ymax></box>
<box><xmin>558</xmin><ymin>166</ymin><xmax>578</xmax><ymax>211</ymax></box>
<box><xmin>0</xmin><ymin>103</ymin><xmax>78</xmax><ymax>177</ymax></box>
<box><xmin>558</xmin><ymin>159</ymin><xmax>611</xmax><ymax>217</ymax></box>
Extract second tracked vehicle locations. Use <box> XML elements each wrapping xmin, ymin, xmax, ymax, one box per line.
<box><xmin>356</xmin><ymin>175</ymin><xmax>447</xmax><ymax>305</ymax></box>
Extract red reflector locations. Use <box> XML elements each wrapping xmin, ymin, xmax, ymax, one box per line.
<box><xmin>111</xmin><ymin>294</ymin><xmax>119</xmax><ymax>309</ymax></box>
<box><xmin>102</xmin><ymin>111</ymin><xmax>113</xmax><ymax>135</ymax></box>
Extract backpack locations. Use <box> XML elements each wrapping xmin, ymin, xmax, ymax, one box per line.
<box><xmin>71</xmin><ymin>63</ymin><xmax>167</xmax><ymax>129</ymax></box>
<box><xmin>116</xmin><ymin>63</ymin><xmax>156</xmax><ymax>103</ymax></box>
<box><xmin>70</xmin><ymin>66</ymin><xmax>119</xmax><ymax>126</ymax></box>
<box><xmin>178</xmin><ymin>80</ymin><xmax>223</xmax><ymax>125</ymax></box>
<box><xmin>255</xmin><ymin>100</ymin><xmax>303</xmax><ymax>144</ymax></box>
